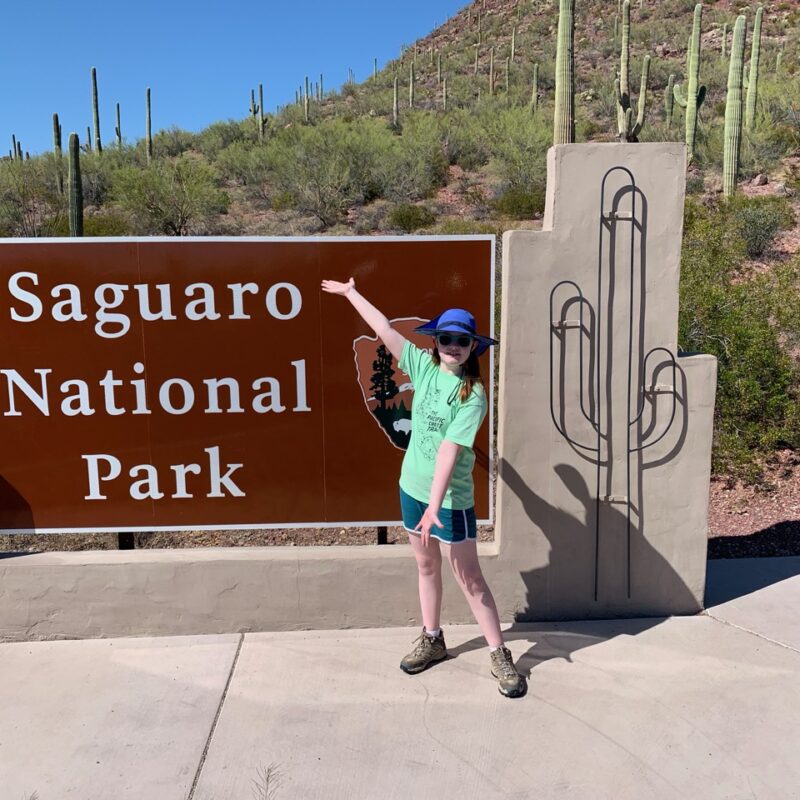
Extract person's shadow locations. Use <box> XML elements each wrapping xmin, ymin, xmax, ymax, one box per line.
<box><xmin>448</xmin><ymin>458</ymin><xmax>701</xmax><ymax>686</ymax></box>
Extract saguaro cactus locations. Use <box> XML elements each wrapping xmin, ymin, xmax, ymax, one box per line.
<box><xmin>744</xmin><ymin>5</ymin><xmax>763</xmax><ymax>130</ymax></box>
<box><xmin>443</xmin><ymin>77</ymin><xmax>448</xmax><ymax>111</ymax></box>
<box><xmin>617</xmin><ymin>56</ymin><xmax>651</xmax><ymax>142</ymax></box>
<box><xmin>511</xmin><ymin>25</ymin><xmax>517</xmax><ymax>61</ymax></box>
<box><xmin>52</xmin><ymin>113</ymin><xmax>63</xmax><ymax>194</ymax></box>
<box><xmin>724</xmin><ymin>15</ymin><xmax>747</xmax><ymax>199</ymax></box>
<box><xmin>258</xmin><ymin>84</ymin><xmax>265</xmax><ymax>141</ymax></box>
<box><xmin>531</xmin><ymin>63</ymin><xmax>540</xmax><ymax>113</ymax></box>
<box><xmin>673</xmin><ymin>4</ymin><xmax>706</xmax><ymax>161</ymax></box>
<box><xmin>392</xmin><ymin>76</ymin><xmax>399</xmax><ymax>127</ymax></box>
<box><xmin>145</xmin><ymin>87</ymin><xmax>153</xmax><ymax>165</ymax></box>
<box><xmin>91</xmin><ymin>67</ymin><xmax>102</xmax><ymax>153</ymax></box>
<box><xmin>409</xmin><ymin>62</ymin><xmax>415</xmax><ymax>108</ymax></box>
<box><xmin>721</xmin><ymin>22</ymin><xmax>727</xmax><ymax>57</ymax></box>
<box><xmin>616</xmin><ymin>2</ymin><xmax>650</xmax><ymax>142</ymax></box>
<box><xmin>664</xmin><ymin>74</ymin><xmax>675</xmax><ymax>127</ymax></box>
<box><xmin>553</xmin><ymin>0</ymin><xmax>575</xmax><ymax>145</ymax></box>
<box><xmin>489</xmin><ymin>46</ymin><xmax>495</xmax><ymax>96</ymax></box>
<box><xmin>115</xmin><ymin>103</ymin><xmax>122</xmax><ymax>148</ymax></box>
<box><xmin>68</xmin><ymin>133</ymin><xmax>83</xmax><ymax>237</ymax></box>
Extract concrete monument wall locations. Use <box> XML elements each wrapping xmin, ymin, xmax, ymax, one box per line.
<box><xmin>0</xmin><ymin>143</ymin><xmax>717</xmax><ymax>640</ymax></box>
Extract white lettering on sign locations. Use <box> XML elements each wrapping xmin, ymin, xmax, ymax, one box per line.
<box><xmin>82</xmin><ymin>446</ymin><xmax>245</xmax><ymax>500</ymax></box>
<box><xmin>0</xmin><ymin>360</ymin><xmax>310</xmax><ymax>417</ymax></box>
<box><xmin>6</xmin><ymin>272</ymin><xmax>303</xmax><ymax>339</ymax></box>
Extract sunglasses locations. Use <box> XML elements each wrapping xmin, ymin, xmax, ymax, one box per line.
<box><xmin>436</xmin><ymin>333</ymin><xmax>474</xmax><ymax>348</ymax></box>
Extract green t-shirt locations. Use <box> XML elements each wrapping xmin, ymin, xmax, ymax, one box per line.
<box><xmin>398</xmin><ymin>340</ymin><xmax>487</xmax><ymax>510</ymax></box>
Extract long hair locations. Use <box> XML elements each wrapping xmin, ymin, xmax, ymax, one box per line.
<box><xmin>432</xmin><ymin>346</ymin><xmax>483</xmax><ymax>403</ymax></box>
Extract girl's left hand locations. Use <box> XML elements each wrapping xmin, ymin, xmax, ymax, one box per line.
<box><xmin>414</xmin><ymin>508</ymin><xmax>444</xmax><ymax>547</ymax></box>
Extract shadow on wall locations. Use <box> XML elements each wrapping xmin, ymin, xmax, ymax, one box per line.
<box><xmin>0</xmin><ymin>476</ymin><xmax>33</xmax><ymax>559</ymax></box>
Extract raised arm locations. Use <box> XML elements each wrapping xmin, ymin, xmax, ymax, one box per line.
<box><xmin>321</xmin><ymin>277</ymin><xmax>407</xmax><ymax>361</ymax></box>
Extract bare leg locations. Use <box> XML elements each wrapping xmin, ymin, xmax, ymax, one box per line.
<box><xmin>407</xmin><ymin>532</ymin><xmax>443</xmax><ymax>631</ymax></box>
<box><xmin>441</xmin><ymin>540</ymin><xmax>503</xmax><ymax>648</ymax></box>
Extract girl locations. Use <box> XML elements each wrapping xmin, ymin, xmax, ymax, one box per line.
<box><xmin>321</xmin><ymin>276</ymin><xmax>525</xmax><ymax>699</ymax></box>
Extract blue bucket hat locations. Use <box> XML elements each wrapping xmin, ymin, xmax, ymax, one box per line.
<box><xmin>413</xmin><ymin>308</ymin><xmax>499</xmax><ymax>357</ymax></box>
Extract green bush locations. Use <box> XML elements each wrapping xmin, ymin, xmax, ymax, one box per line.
<box><xmin>733</xmin><ymin>203</ymin><xmax>785</xmax><ymax>258</ymax></box>
<box><xmin>388</xmin><ymin>203</ymin><xmax>436</xmax><ymax>232</ymax></box>
<box><xmin>679</xmin><ymin>198</ymin><xmax>800</xmax><ymax>482</ymax></box>
<box><xmin>491</xmin><ymin>185</ymin><xmax>545</xmax><ymax>218</ymax></box>
<box><xmin>112</xmin><ymin>155</ymin><xmax>229</xmax><ymax>235</ymax></box>
<box><xmin>0</xmin><ymin>157</ymin><xmax>64</xmax><ymax>237</ymax></box>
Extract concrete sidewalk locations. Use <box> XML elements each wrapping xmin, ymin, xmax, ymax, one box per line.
<box><xmin>3</xmin><ymin>557</ymin><xmax>800</xmax><ymax>800</ymax></box>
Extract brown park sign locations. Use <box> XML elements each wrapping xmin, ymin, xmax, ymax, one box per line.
<box><xmin>0</xmin><ymin>237</ymin><xmax>495</xmax><ymax>533</ymax></box>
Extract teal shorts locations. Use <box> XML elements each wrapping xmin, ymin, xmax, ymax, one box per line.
<box><xmin>400</xmin><ymin>486</ymin><xmax>477</xmax><ymax>544</ymax></box>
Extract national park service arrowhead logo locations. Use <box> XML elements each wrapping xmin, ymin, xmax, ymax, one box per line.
<box><xmin>354</xmin><ymin>318</ymin><xmax>430</xmax><ymax>450</ymax></box>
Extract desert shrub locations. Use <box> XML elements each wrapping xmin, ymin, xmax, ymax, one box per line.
<box><xmin>266</xmin><ymin>123</ymin><xmax>359</xmax><ymax>226</ymax></box>
<box><xmin>216</xmin><ymin>140</ymin><xmax>274</xmax><ymax>200</ymax></box>
<box><xmin>441</xmin><ymin>109</ymin><xmax>492</xmax><ymax>171</ymax></box>
<box><xmin>112</xmin><ymin>155</ymin><xmax>229</xmax><ymax>235</ymax></box>
<box><xmin>387</xmin><ymin>203</ymin><xmax>436</xmax><ymax>232</ymax></box>
<box><xmin>434</xmin><ymin>218</ymin><xmax>499</xmax><ymax>235</ymax></box>
<box><xmin>48</xmin><ymin>210</ymin><xmax>133</xmax><ymax>237</ymax></box>
<box><xmin>387</xmin><ymin>112</ymin><xmax>449</xmax><ymax>201</ymax></box>
<box><xmin>152</xmin><ymin>126</ymin><xmax>196</xmax><ymax>158</ymax></box>
<box><xmin>194</xmin><ymin>120</ymin><xmax>248</xmax><ymax>159</ymax></box>
<box><xmin>679</xmin><ymin>198</ymin><xmax>800</xmax><ymax>481</ymax></box>
<box><xmin>0</xmin><ymin>157</ymin><xmax>65</xmax><ymax>237</ymax></box>
<box><xmin>729</xmin><ymin>195</ymin><xmax>794</xmax><ymax>258</ymax></box>
<box><xmin>491</xmin><ymin>185</ymin><xmax>545</xmax><ymax>218</ymax></box>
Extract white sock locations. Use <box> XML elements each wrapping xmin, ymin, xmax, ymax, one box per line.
<box><xmin>489</xmin><ymin>644</ymin><xmax>504</xmax><ymax>652</ymax></box>
<box><xmin>426</xmin><ymin>628</ymin><xmax>441</xmax><ymax>638</ymax></box>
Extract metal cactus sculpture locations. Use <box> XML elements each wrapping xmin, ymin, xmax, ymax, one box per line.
<box><xmin>673</xmin><ymin>4</ymin><xmax>706</xmax><ymax>162</ymax></box>
<box><xmin>91</xmin><ymin>67</ymin><xmax>102</xmax><ymax>153</ymax></box>
<box><xmin>553</xmin><ymin>0</ymin><xmax>575</xmax><ymax>145</ymax></box>
<box><xmin>744</xmin><ymin>5</ymin><xmax>763</xmax><ymax>130</ymax></box>
<box><xmin>724</xmin><ymin>16</ymin><xmax>747</xmax><ymax>199</ymax></box>
<box><xmin>68</xmin><ymin>133</ymin><xmax>83</xmax><ymax>237</ymax></box>
<box><xmin>616</xmin><ymin>2</ymin><xmax>650</xmax><ymax>142</ymax></box>
<box><xmin>550</xmin><ymin>167</ymin><xmax>680</xmax><ymax>601</ymax></box>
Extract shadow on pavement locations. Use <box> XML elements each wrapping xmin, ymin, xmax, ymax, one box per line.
<box><xmin>704</xmin><ymin>552</ymin><xmax>800</xmax><ymax>608</ymax></box>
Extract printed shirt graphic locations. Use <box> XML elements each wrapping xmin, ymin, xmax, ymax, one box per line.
<box><xmin>398</xmin><ymin>340</ymin><xmax>487</xmax><ymax>510</ymax></box>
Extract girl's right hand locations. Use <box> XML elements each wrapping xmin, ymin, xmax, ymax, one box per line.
<box><xmin>321</xmin><ymin>277</ymin><xmax>355</xmax><ymax>296</ymax></box>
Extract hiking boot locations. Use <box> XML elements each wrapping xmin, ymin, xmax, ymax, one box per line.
<box><xmin>400</xmin><ymin>627</ymin><xmax>448</xmax><ymax>674</ymax></box>
<box><xmin>490</xmin><ymin>646</ymin><xmax>526</xmax><ymax>698</ymax></box>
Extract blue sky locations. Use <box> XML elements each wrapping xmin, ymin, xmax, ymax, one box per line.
<box><xmin>3</xmin><ymin>0</ymin><xmax>467</xmax><ymax>157</ymax></box>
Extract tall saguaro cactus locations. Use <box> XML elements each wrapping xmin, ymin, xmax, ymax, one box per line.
<box><xmin>617</xmin><ymin>56</ymin><xmax>651</xmax><ymax>142</ymax></box>
<box><xmin>91</xmin><ymin>67</ymin><xmax>102</xmax><ymax>153</ymax></box>
<box><xmin>115</xmin><ymin>103</ymin><xmax>122</xmax><ymax>148</ymax></box>
<box><xmin>409</xmin><ymin>62</ymin><xmax>415</xmax><ymax>108</ymax></box>
<box><xmin>721</xmin><ymin>22</ymin><xmax>728</xmax><ymax>57</ymax></box>
<box><xmin>145</xmin><ymin>87</ymin><xmax>153</xmax><ymax>165</ymax></box>
<box><xmin>392</xmin><ymin>76</ymin><xmax>399</xmax><ymax>128</ymax></box>
<box><xmin>68</xmin><ymin>133</ymin><xmax>83</xmax><ymax>237</ymax></box>
<box><xmin>616</xmin><ymin>2</ymin><xmax>650</xmax><ymax>142</ymax></box>
<box><xmin>664</xmin><ymin>74</ymin><xmax>675</xmax><ymax>127</ymax></box>
<box><xmin>52</xmin><ymin>113</ymin><xmax>63</xmax><ymax>194</ymax></box>
<box><xmin>673</xmin><ymin>4</ymin><xmax>706</xmax><ymax>162</ymax></box>
<box><xmin>553</xmin><ymin>0</ymin><xmax>575</xmax><ymax>145</ymax></box>
<box><xmin>531</xmin><ymin>63</ymin><xmax>540</xmax><ymax>113</ymax></box>
<box><xmin>724</xmin><ymin>15</ymin><xmax>747</xmax><ymax>199</ymax></box>
<box><xmin>744</xmin><ymin>5</ymin><xmax>763</xmax><ymax>130</ymax></box>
